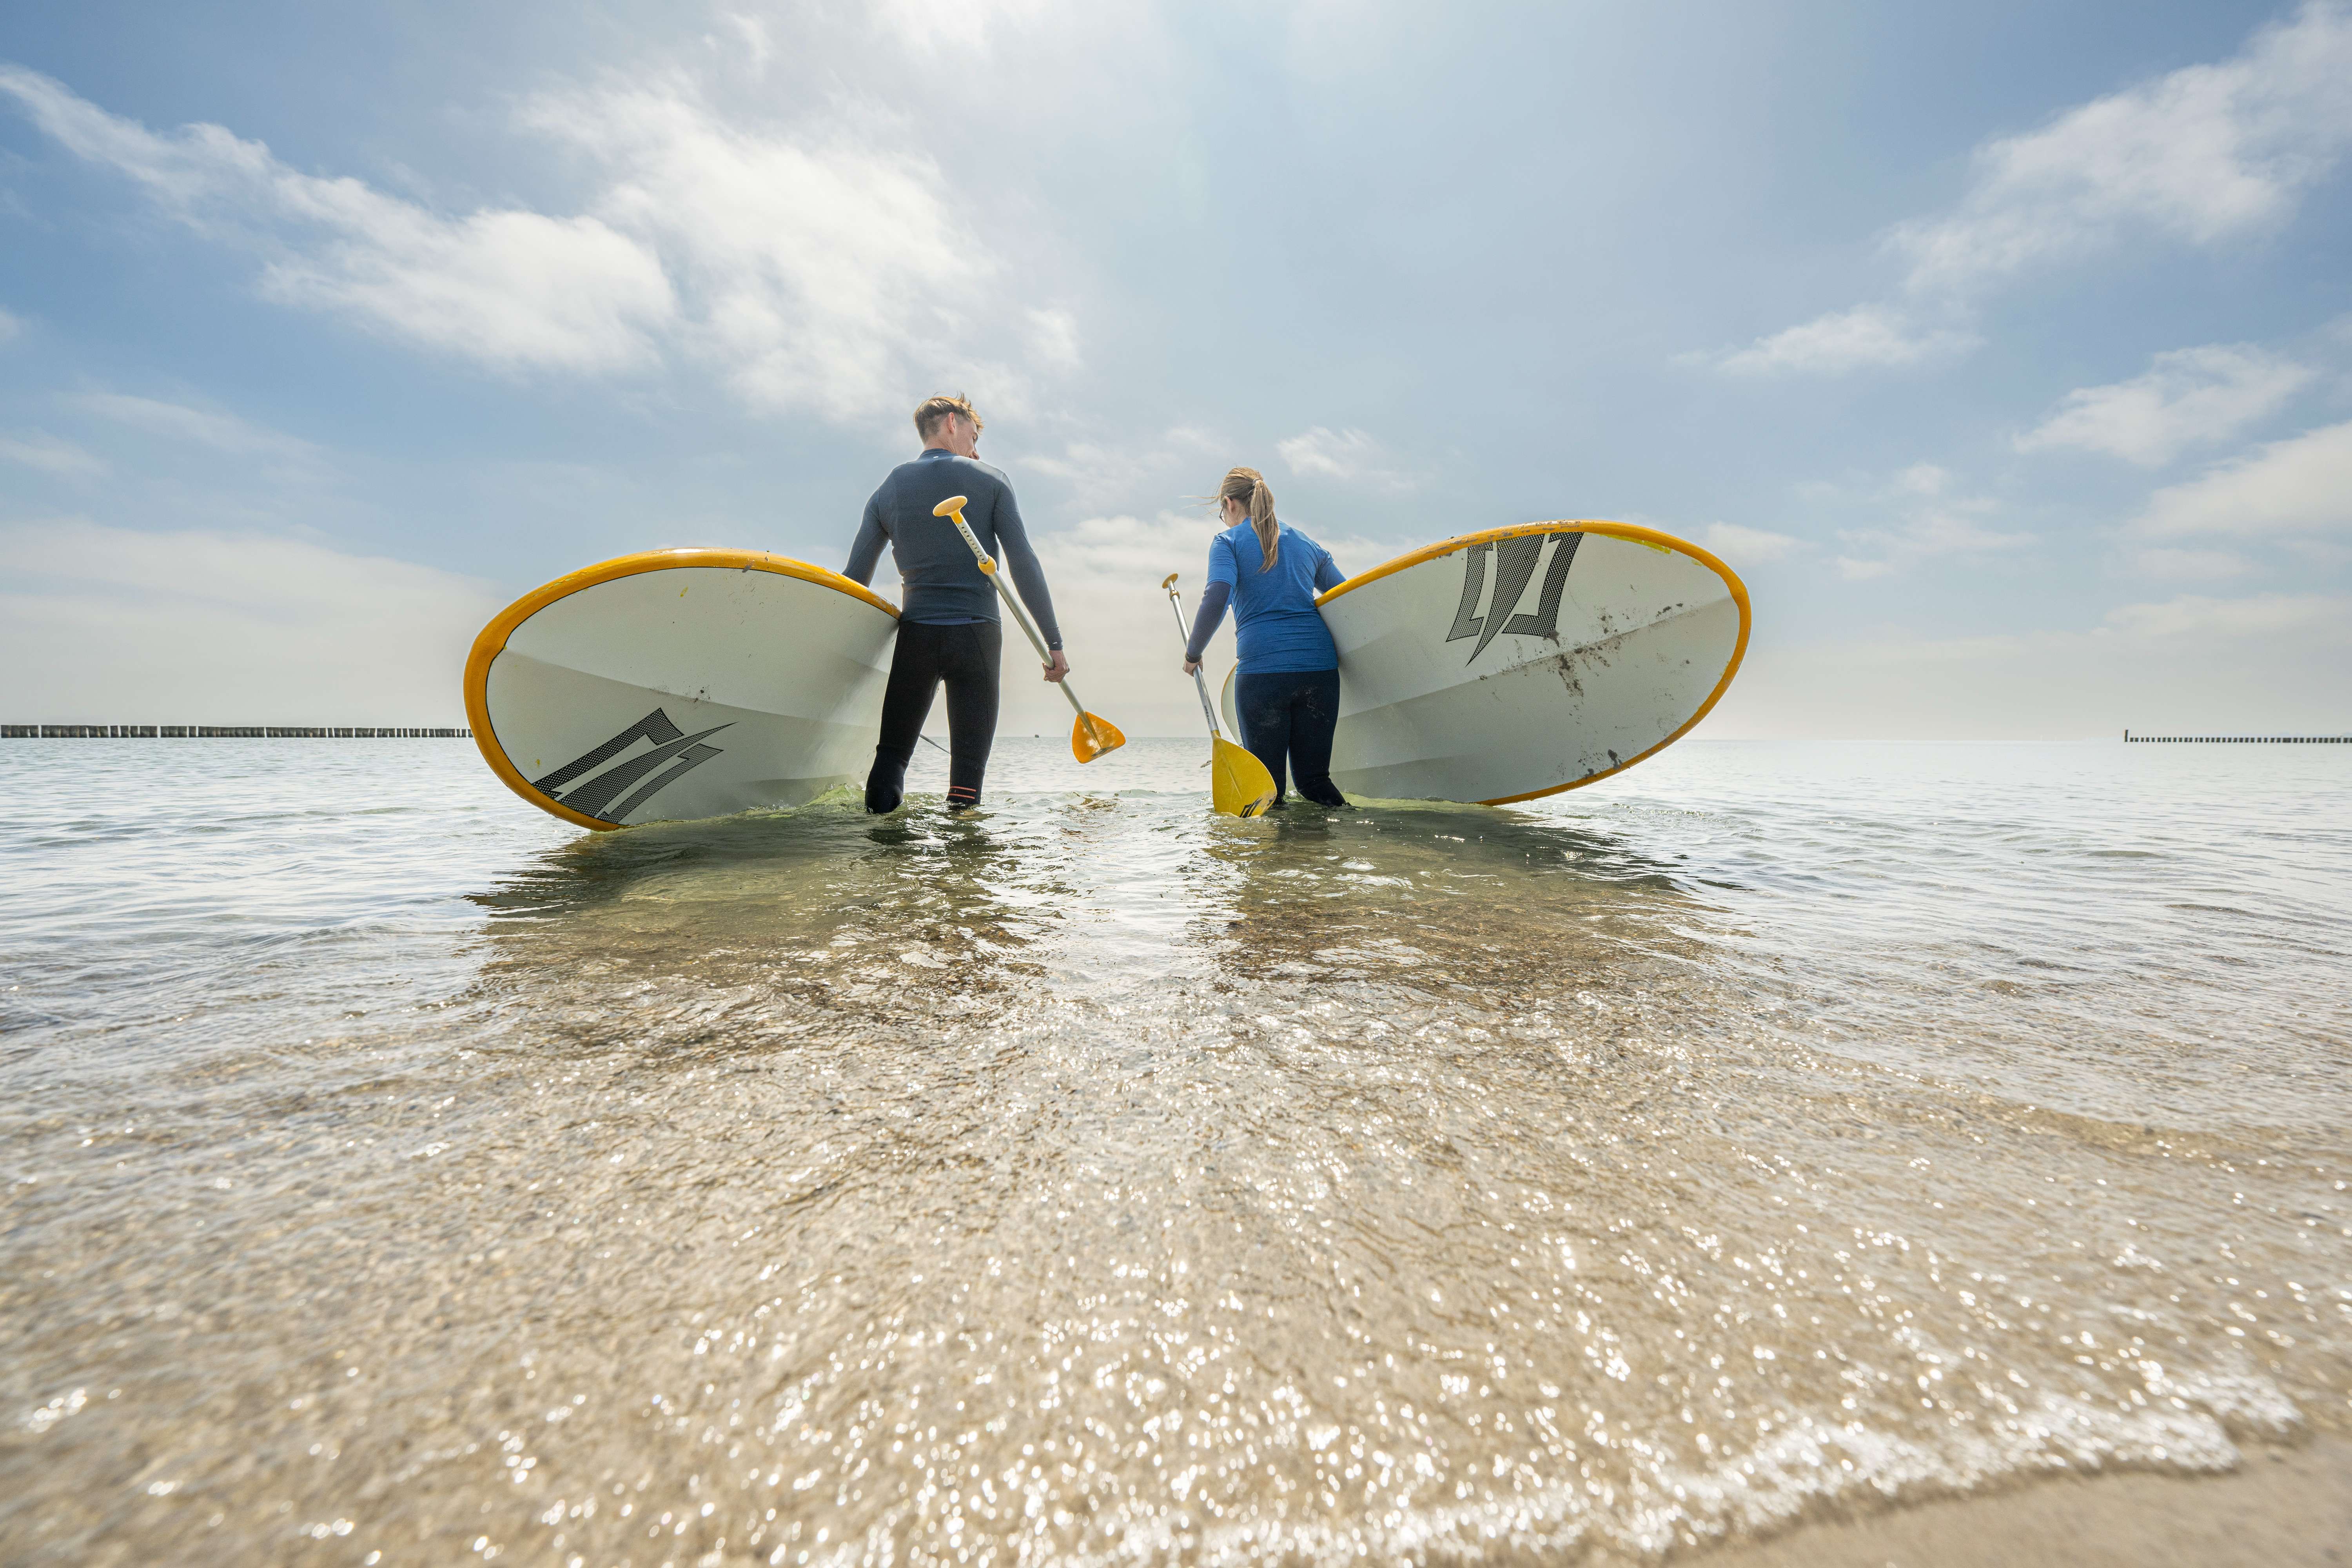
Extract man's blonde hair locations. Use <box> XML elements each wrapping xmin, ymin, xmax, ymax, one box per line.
<box><xmin>914</xmin><ymin>394</ymin><xmax>982</xmax><ymax>441</ymax></box>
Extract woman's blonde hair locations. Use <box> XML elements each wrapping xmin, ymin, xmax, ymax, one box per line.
<box><xmin>1218</xmin><ymin>466</ymin><xmax>1280</xmax><ymax>571</ymax></box>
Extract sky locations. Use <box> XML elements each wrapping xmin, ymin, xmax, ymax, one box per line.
<box><xmin>2</xmin><ymin>0</ymin><xmax>2348</xmax><ymax>738</ymax></box>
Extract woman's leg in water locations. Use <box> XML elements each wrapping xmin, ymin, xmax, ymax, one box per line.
<box><xmin>1234</xmin><ymin>671</ymin><xmax>1294</xmax><ymax>805</ymax></box>
<box><xmin>1286</xmin><ymin>669</ymin><xmax>1347</xmax><ymax>806</ymax></box>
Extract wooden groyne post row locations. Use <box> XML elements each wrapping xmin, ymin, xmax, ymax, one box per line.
<box><xmin>1</xmin><ymin>725</ymin><xmax>471</xmax><ymax>738</ymax></box>
<box><xmin>2123</xmin><ymin>731</ymin><xmax>2348</xmax><ymax>744</ymax></box>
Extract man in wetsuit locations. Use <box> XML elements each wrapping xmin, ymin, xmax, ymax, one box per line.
<box><xmin>844</xmin><ymin>394</ymin><xmax>1068</xmax><ymax>813</ymax></box>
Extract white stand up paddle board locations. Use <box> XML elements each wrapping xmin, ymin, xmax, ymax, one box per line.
<box><xmin>1222</xmin><ymin>521</ymin><xmax>1749</xmax><ymax>804</ymax></box>
<box><xmin>465</xmin><ymin>550</ymin><xmax>899</xmax><ymax>830</ymax></box>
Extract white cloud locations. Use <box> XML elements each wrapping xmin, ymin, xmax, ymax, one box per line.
<box><xmin>519</xmin><ymin>77</ymin><xmax>1017</xmax><ymax>417</ymax></box>
<box><xmin>1705</xmin><ymin>590</ymin><xmax>2350</xmax><ymax>739</ymax></box>
<box><xmin>2134</xmin><ymin>419</ymin><xmax>2352</xmax><ymax>537</ymax></box>
<box><xmin>1826</xmin><ymin>465</ymin><xmax>2031</xmax><ymax>578</ymax></box>
<box><xmin>262</xmin><ymin>206</ymin><xmax>675</xmax><ymax>374</ymax></box>
<box><xmin>0</xmin><ymin>519</ymin><xmax>499</xmax><ymax>721</ymax></box>
<box><xmin>714</xmin><ymin>13</ymin><xmax>774</xmax><ymax>76</ymax></box>
<box><xmin>1710</xmin><ymin>4</ymin><xmax>2352</xmax><ymax>378</ymax></box>
<box><xmin>1832</xmin><ymin>519</ymin><xmax>2020</xmax><ymax>576</ymax></box>
<box><xmin>0</xmin><ymin>65</ymin><xmax>677</xmax><ymax>375</ymax></box>
<box><xmin>1708</xmin><ymin>305</ymin><xmax>1980</xmax><ymax>377</ymax></box>
<box><xmin>1024</xmin><ymin>307</ymin><xmax>1082</xmax><ymax>372</ymax></box>
<box><xmin>64</xmin><ymin>391</ymin><xmax>334</xmax><ymax>490</ymax></box>
<box><xmin>2018</xmin><ymin>344</ymin><xmax>2313</xmax><ymax>465</ymax></box>
<box><xmin>69</xmin><ymin>391</ymin><xmax>318</xmax><ymax>459</ymax></box>
<box><xmin>1278</xmin><ymin>426</ymin><xmax>1375</xmax><ymax>479</ymax></box>
<box><xmin>1897</xmin><ymin>512</ymin><xmax>2030</xmax><ymax>554</ymax></box>
<box><xmin>0</xmin><ymin>306</ymin><xmax>22</xmax><ymax>342</ymax></box>
<box><xmin>1</xmin><ymin>63</ymin><xmax>1057</xmax><ymax>420</ymax></box>
<box><xmin>1700</xmin><ymin>522</ymin><xmax>1804</xmax><ymax>562</ymax></box>
<box><xmin>0</xmin><ymin>431</ymin><xmax>105</xmax><ymax>479</ymax></box>
<box><xmin>1276</xmin><ymin>426</ymin><xmax>1414</xmax><ymax>488</ymax></box>
<box><xmin>1017</xmin><ymin>425</ymin><xmax>1218</xmax><ymax>510</ymax></box>
<box><xmin>1893</xmin><ymin>2</ymin><xmax>2352</xmax><ymax>295</ymax></box>
<box><xmin>870</xmin><ymin>0</ymin><xmax>1051</xmax><ymax>53</ymax></box>
<box><xmin>1891</xmin><ymin>463</ymin><xmax>1954</xmax><ymax>497</ymax></box>
<box><xmin>2103</xmin><ymin>591</ymin><xmax>2348</xmax><ymax>639</ymax></box>
<box><xmin>2130</xmin><ymin>546</ymin><xmax>2256</xmax><ymax>580</ymax></box>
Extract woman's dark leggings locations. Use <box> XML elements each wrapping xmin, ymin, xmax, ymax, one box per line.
<box><xmin>1236</xmin><ymin>668</ymin><xmax>1347</xmax><ymax>807</ymax></box>
<box><xmin>866</xmin><ymin>620</ymin><xmax>1001</xmax><ymax>812</ymax></box>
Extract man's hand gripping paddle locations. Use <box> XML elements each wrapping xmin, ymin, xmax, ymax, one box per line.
<box><xmin>1164</xmin><ymin>573</ymin><xmax>1278</xmax><ymax>818</ymax></box>
<box><xmin>934</xmin><ymin>496</ymin><xmax>1125</xmax><ymax>763</ymax></box>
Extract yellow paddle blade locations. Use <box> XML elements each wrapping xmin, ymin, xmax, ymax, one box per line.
<box><xmin>1071</xmin><ymin>711</ymin><xmax>1126</xmax><ymax>762</ymax></box>
<box><xmin>1211</xmin><ymin>735</ymin><xmax>1279</xmax><ymax>818</ymax></box>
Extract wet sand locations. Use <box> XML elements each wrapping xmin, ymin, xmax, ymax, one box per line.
<box><xmin>1679</xmin><ymin>1439</ymin><xmax>2352</xmax><ymax>1568</ymax></box>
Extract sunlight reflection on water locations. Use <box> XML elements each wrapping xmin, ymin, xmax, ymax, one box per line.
<box><xmin>2</xmin><ymin>737</ymin><xmax>2347</xmax><ymax>1564</ymax></box>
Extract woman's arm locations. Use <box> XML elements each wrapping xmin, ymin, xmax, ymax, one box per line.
<box><xmin>1186</xmin><ymin>536</ymin><xmax>1240</xmax><ymax>666</ymax></box>
<box><xmin>1312</xmin><ymin>552</ymin><xmax>1345</xmax><ymax>593</ymax></box>
<box><xmin>1183</xmin><ymin>581</ymin><xmax>1232</xmax><ymax>664</ymax></box>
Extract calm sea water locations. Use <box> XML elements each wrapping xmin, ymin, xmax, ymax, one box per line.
<box><xmin>2</xmin><ymin>737</ymin><xmax>2347</xmax><ymax>1566</ymax></box>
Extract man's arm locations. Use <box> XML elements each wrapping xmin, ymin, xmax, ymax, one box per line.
<box><xmin>989</xmin><ymin>486</ymin><xmax>1063</xmax><ymax>651</ymax></box>
<box><xmin>844</xmin><ymin>492</ymin><xmax>887</xmax><ymax>586</ymax></box>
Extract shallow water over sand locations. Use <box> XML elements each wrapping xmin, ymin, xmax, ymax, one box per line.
<box><xmin>2</xmin><ymin>737</ymin><xmax>2348</xmax><ymax>1565</ymax></box>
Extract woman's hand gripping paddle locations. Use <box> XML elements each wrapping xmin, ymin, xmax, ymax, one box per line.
<box><xmin>933</xmin><ymin>496</ymin><xmax>1125</xmax><ymax>763</ymax></box>
<box><xmin>1164</xmin><ymin>573</ymin><xmax>1278</xmax><ymax>818</ymax></box>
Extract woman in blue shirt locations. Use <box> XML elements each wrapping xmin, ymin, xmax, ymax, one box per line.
<box><xmin>1181</xmin><ymin>466</ymin><xmax>1350</xmax><ymax>807</ymax></box>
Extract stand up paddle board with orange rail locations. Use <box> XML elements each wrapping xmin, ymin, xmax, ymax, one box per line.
<box><xmin>465</xmin><ymin>550</ymin><xmax>900</xmax><ymax>830</ymax></box>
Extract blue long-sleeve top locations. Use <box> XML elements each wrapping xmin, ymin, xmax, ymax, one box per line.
<box><xmin>1184</xmin><ymin>521</ymin><xmax>1345</xmax><ymax>670</ymax></box>
<box><xmin>845</xmin><ymin>448</ymin><xmax>1062</xmax><ymax>648</ymax></box>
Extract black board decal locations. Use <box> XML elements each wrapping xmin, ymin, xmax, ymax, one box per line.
<box><xmin>1444</xmin><ymin>532</ymin><xmax>1583</xmax><ymax>665</ymax></box>
<box><xmin>1446</xmin><ymin>544</ymin><xmax>1489</xmax><ymax>645</ymax></box>
<box><xmin>532</xmin><ymin>708</ymin><xmax>680</xmax><ymax>793</ymax></box>
<box><xmin>604</xmin><ymin>742</ymin><xmax>726</xmax><ymax>822</ymax></box>
<box><xmin>534</xmin><ymin>708</ymin><xmax>731</xmax><ymax>822</ymax></box>
<box><xmin>1504</xmin><ymin>531</ymin><xmax>1581</xmax><ymax>642</ymax></box>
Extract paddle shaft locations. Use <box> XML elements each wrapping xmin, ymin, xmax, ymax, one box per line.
<box><xmin>1163</xmin><ymin>575</ymin><xmax>1277</xmax><ymax>817</ymax></box>
<box><xmin>1165</xmin><ymin>590</ymin><xmax>1226</xmax><ymax>740</ymax></box>
<box><xmin>941</xmin><ymin>508</ymin><xmax>1099</xmax><ymax>735</ymax></box>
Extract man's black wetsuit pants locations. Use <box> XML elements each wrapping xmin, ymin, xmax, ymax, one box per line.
<box><xmin>1236</xmin><ymin>668</ymin><xmax>1348</xmax><ymax>807</ymax></box>
<box><xmin>866</xmin><ymin>620</ymin><xmax>1001</xmax><ymax>812</ymax></box>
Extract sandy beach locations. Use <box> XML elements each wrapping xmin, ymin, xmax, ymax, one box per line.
<box><xmin>1687</xmin><ymin>1440</ymin><xmax>2352</xmax><ymax>1568</ymax></box>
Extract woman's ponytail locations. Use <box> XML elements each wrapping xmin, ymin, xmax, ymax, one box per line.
<box><xmin>1218</xmin><ymin>466</ymin><xmax>1281</xmax><ymax>571</ymax></box>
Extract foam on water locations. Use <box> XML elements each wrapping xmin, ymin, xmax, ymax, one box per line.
<box><xmin>1</xmin><ymin>737</ymin><xmax>2347</xmax><ymax>1565</ymax></box>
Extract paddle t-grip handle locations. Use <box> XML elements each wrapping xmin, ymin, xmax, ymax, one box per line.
<box><xmin>932</xmin><ymin>495</ymin><xmax>1097</xmax><ymax>735</ymax></box>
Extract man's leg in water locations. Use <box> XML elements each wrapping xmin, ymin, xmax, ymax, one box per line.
<box><xmin>867</xmin><ymin>622</ymin><xmax>946</xmax><ymax>813</ymax></box>
<box><xmin>938</xmin><ymin>622</ymin><xmax>1002</xmax><ymax>810</ymax></box>
<box><xmin>1234</xmin><ymin>671</ymin><xmax>1295</xmax><ymax>806</ymax></box>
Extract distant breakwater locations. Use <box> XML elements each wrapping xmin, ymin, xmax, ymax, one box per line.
<box><xmin>4</xmin><ymin>725</ymin><xmax>471</xmax><ymax>738</ymax></box>
<box><xmin>2123</xmin><ymin>731</ymin><xmax>2347</xmax><ymax>744</ymax></box>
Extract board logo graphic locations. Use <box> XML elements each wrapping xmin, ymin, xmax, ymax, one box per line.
<box><xmin>1446</xmin><ymin>532</ymin><xmax>1582</xmax><ymax>664</ymax></box>
<box><xmin>531</xmin><ymin>708</ymin><xmax>730</xmax><ymax>822</ymax></box>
